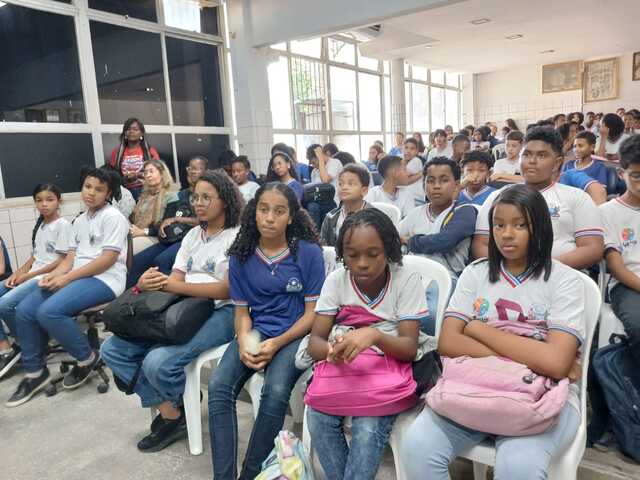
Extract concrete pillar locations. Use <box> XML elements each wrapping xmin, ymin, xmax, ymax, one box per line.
<box><xmin>390</xmin><ymin>58</ymin><xmax>406</xmax><ymax>135</ymax></box>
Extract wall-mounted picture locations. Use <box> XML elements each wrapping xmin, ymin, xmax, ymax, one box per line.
<box><xmin>542</xmin><ymin>61</ymin><xmax>582</xmax><ymax>93</ymax></box>
<box><xmin>583</xmin><ymin>57</ymin><xmax>620</xmax><ymax>102</ymax></box>
<box><xmin>633</xmin><ymin>52</ymin><xmax>640</xmax><ymax>81</ymax></box>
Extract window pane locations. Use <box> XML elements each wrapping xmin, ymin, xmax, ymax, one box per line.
<box><xmin>295</xmin><ymin>134</ymin><xmax>328</xmax><ymax>165</ymax></box>
<box><xmin>404</xmin><ymin>81</ymin><xmax>412</xmax><ymax>132</ymax></box>
<box><xmin>404</xmin><ymin>62</ymin><xmax>409</xmax><ymax>78</ymax></box>
<box><xmin>290</xmin><ymin>38</ymin><xmax>321</xmax><ymax>58</ymax></box>
<box><xmin>412</xmin><ymin>83</ymin><xmax>429</xmax><ymax>131</ymax></box>
<box><xmin>91</xmin><ymin>22</ymin><xmax>168</xmax><ymax>124</ymax></box>
<box><xmin>291</xmin><ymin>57</ymin><xmax>326</xmax><ymax>130</ymax></box>
<box><xmin>431</xmin><ymin>86</ymin><xmax>445</xmax><ymax>131</ymax></box>
<box><xmin>271</xmin><ymin>43</ymin><xmax>287</xmax><ymax>51</ymax></box>
<box><xmin>89</xmin><ymin>0</ymin><xmax>157</xmax><ymax>22</ymax></box>
<box><xmin>333</xmin><ymin>135</ymin><xmax>359</xmax><ymax>157</ymax></box>
<box><xmin>412</xmin><ymin>65</ymin><xmax>428</xmax><ymax>81</ymax></box>
<box><xmin>383</xmin><ymin>77</ymin><xmax>391</xmax><ymax>132</ymax></box>
<box><xmin>0</xmin><ymin>133</ymin><xmax>93</xmax><ymax>198</ymax></box>
<box><xmin>175</xmin><ymin>134</ymin><xmax>229</xmax><ymax>185</ymax></box>
<box><xmin>360</xmin><ymin>134</ymin><xmax>384</xmax><ymax>163</ymax></box>
<box><xmin>383</xmin><ymin>61</ymin><xmax>390</xmax><ymax>75</ymax></box>
<box><xmin>330</xmin><ymin>67</ymin><xmax>357</xmax><ymax>130</ymax></box>
<box><xmin>358</xmin><ymin>73</ymin><xmax>381</xmax><ymax>131</ymax></box>
<box><xmin>430</xmin><ymin>69</ymin><xmax>445</xmax><ymax>84</ymax></box>
<box><xmin>358</xmin><ymin>50</ymin><xmax>379</xmax><ymax>71</ymax></box>
<box><xmin>446</xmin><ymin>73</ymin><xmax>459</xmax><ymax>88</ymax></box>
<box><xmin>273</xmin><ymin>133</ymin><xmax>295</xmax><ymax>150</ymax></box>
<box><xmin>166</xmin><ymin>37</ymin><xmax>224</xmax><ymax>127</ymax></box>
<box><xmin>162</xmin><ymin>0</ymin><xmax>218</xmax><ymax>35</ymax></box>
<box><xmin>446</xmin><ymin>89</ymin><xmax>459</xmax><ymax>131</ymax></box>
<box><xmin>267</xmin><ymin>56</ymin><xmax>293</xmax><ymax>129</ymax></box>
<box><xmin>328</xmin><ymin>38</ymin><xmax>355</xmax><ymax>65</ymax></box>
<box><xmin>101</xmin><ymin>133</ymin><xmax>175</xmax><ymax>178</ymax></box>
<box><xmin>0</xmin><ymin>5</ymin><xmax>85</xmax><ymax>123</ymax></box>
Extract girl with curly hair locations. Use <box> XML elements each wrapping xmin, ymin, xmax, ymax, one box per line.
<box><xmin>101</xmin><ymin>169</ymin><xmax>243</xmax><ymax>453</ymax></box>
<box><xmin>208</xmin><ymin>182</ymin><xmax>325</xmax><ymax>479</ymax></box>
<box><xmin>266</xmin><ymin>151</ymin><xmax>304</xmax><ymax>202</ymax></box>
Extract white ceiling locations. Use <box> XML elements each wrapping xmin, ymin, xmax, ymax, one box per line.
<box><xmin>359</xmin><ymin>0</ymin><xmax>640</xmax><ymax>74</ymax></box>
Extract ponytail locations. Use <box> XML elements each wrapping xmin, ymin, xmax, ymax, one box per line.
<box><xmin>31</xmin><ymin>215</ymin><xmax>44</xmax><ymax>249</ymax></box>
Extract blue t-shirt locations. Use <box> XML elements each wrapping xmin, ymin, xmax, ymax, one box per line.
<box><xmin>457</xmin><ymin>185</ymin><xmax>496</xmax><ymax>206</ymax></box>
<box><xmin>229</xmin><ymin>240</ymin><xmax>325</xmax><ymax>337</ymax></box>
<box><xmin>562</xmin><ymin>158</ymin><xmax>607</xmax><ymax>186</ymax></box>
<box><xmin>296</xmin><ymin>163</ymin><xmax>311</xmax><ymax>184</ymax></box>
<box><xmin>558</xmin><ymin>169</ymin><xmax>596</xmax><ymax>191</ymax></box>
<box><xmin>286</xmin><ymin>179</ymin><xmax>304</xmax><ymax>203</ymax></box>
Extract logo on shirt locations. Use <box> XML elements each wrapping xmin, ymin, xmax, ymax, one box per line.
<box><xmin>75</xmin><ymin>233</ymin><xmax>80</xmax><ymax>245</ymax></box>
<box><xmin>622</xmin><ymin>227</ymin><xmax>637</xmax><ymax>248</ymax></box>
<box><xmin>285</xmin><ymin>277</ymin><xmax>303</xmax><ymax>293</ymax></box>
<box><xmin>186</xmin><ymin>257</ymin><xmax>194</xmax><ymax>273</ymax></box>
<box><xmin>205</xmin><ymin>258</ymin><xmax>216</xmax><ymax>274</ymax></box>
<box><xmin>548</xmin><ymin>205</ymin><xmax>560</xmax><ymax>218</ymax></box>
<box><xmin>473</xmin><ymin>297</ymin><xmax>490</xmax><ymax>321</ymax></box>
<box><xmin>528</xmin><ymin>303</ymin><xmax>549</xmax><ymax>323</ymax></box>
<box><xmin>45</xmin><ymin>241</ymin><xmax>56</xmax><ymax>253</ymax></box>
<box><xmin>89</xmin><ymin>234</ymin><xmax>96</xmax><ymax>246</ymax></box>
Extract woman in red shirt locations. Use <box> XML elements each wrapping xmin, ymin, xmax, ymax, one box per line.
<box><xmin>110</xmin><ymin>118</ymin><xmax>160</xmax><ymax>200</ymax></box>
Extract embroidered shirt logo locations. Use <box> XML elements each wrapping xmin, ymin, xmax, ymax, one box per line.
<box><xmin>45</xmin><ymin>241</ymin><xmax>56</xmax><ymax>253</ymax></box>
<box><xmin>622</xmin><ymin>227</ymin><xmax>637</xmax><ymax>248</ymax></box>
<box><xmin>186</xmin><ymin>257</ymin><xmax>194</xmax><ymax>273</ymax></box>
<box><xmin>473</xmin><ymin>297</ymin><xmax>490</xmax><ymax>321</ymax></box>
<box><xmin>548</xmin><ymin>205</ymin><xmax>560</xmax><ymax>218</ymax></box>
<box><xmin>528</xmin><ymin>303</ymin><xmax>549</xmax><ymax>322</ymax></box>
<box><xmin>205</xmin><ymin>257</ymin><xmax>216</xmax><ymax>274</ymax></box>
<box><xmin>285</xmin><ymin>277</ymin><xmax>303</xmax><ymax>293</ymax></box>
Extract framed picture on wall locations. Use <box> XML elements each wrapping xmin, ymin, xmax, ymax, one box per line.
<box><xmin>583</xmin><ymin>57</ymin><xmax>620</xmax><ymax>102</ymax></box>
<box><xmin>633</xmin><ymin>52</ymin><xmax>640</xmax><ymax>81</ymax></box>
<box><xmin>542</xmin><ymin>61</ymin><xmax>582</xmax><ymax>93</ymax></box>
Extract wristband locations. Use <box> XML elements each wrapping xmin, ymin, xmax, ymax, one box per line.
<box><xmin>132</xmin><ymin>286</ymin><xmax>141</xmax><ymax>295</ymax></box>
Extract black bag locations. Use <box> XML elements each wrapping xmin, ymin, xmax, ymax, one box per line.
<box><xmin>102</xmin><ymin>289</ymin><xmax>215</xmax><ymax>344</ymax></box>
<box><xmin>303</xmin><ymin>183</ymin><xmax>335</xmax><ymax>205</ymax></box>
<box><xmin>158</xmin><ymin>205</ymin><xmax>194</xmax><ymax>246</ymax></box>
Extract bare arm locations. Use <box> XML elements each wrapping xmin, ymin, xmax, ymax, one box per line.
<box><xmin>471</xmin><ymin>234</ymin><xmax>489</xmax><ymax>260</ymax></box>
<box><xmin>308</xmin><ymin>313</ymin><xmax>334</xmax><ymax>361</ymax></box>
<box><xmin>554</xmin><ymin>235</ymin><xmax>603</xmax><ymax>270</ymax></box>
<box><xmin>585</xmin><ymin>182</ymin><xmax>607</xmax><ymax>205</ymax></box>
<box><xmin>163</xmin><ymin>270</ymin><xmax>230</xmax><ymax>299</ymax></box>
<box><xmin>65</xmin><ymin>250</ymin><xmax>119</xmax><ymax>282</ymax></box>
<box><xmin>437</xmin><ymin>317</ymin><xmax>496</xmax><ymax>358</ymax></box>
<box><xmin>314</xmin><ymin>147</ymin><xmax>335</xmax><ymax>184</ymax></box>
<box><xmin>606</xmin><ymin>248</ymin><xmax>640</xmax><ymax>292</ymax></box>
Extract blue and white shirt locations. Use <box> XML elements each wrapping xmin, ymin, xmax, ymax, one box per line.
<box><xmin>457</xmin><ymin>185</ymin><xmax>496</xmax><ymax>206</ymax></box>
<box><xmin>31</xmin><ymin>217</ymin><xmax>72</xmax><ymax>273</ymax></box>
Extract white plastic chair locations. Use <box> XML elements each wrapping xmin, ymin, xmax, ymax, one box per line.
<box><xmin>371</xmin><ymin>202</ymin><xmax>402</xmax><ymax>226</ymax></box>
<box><xmin>459</xmin><ymin>271</ymin><xmax>601</xmax><ymax>480</ymax></box>
<box><xmin>597</xmin><ymin>260</ymin><xmax>625</xmax><ymax>348</ymax></box>
<box><xmin>492</xmin><ymin>143</ymin><xmax>506</xmax><ymax>162</ymax></box>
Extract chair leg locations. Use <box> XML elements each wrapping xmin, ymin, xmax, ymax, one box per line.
<box><xmin>472</xmin><ymin>462</ymin><xmax>488</xmax><ymax>480</ymax></box>
<box><xmin>183</xmin><ymin>360</ymin><xmax>204</xmax><ymax>456</ymax></box>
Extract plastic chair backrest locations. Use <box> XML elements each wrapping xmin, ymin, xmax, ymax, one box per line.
<box><xmin>492</xmin><ymin>143</ymin><xmax>506</xmax><ymax>161</ymax></box>
<box><xmin>0</xmin><ymin>237</ymin><xmax>13</xmax><ymax>281</ymax></box>
<box><xmin>322</xmin><ymin>246</ymin><xmax>338</xmax><ymax>276</ymax></box>
<box><xmin>371</xmin><ymin>171</ymin><xmax>383</xmax><ymax>186</ymax></box>
<box><xmin>371</xmin><ymin>202</ymin><xmax>402</xmax><ymax>226</ymax></box>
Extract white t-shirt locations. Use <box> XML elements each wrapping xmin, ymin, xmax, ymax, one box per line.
<box><xmin>596</xmin><ymin>133</ymin><xmax>631</xmax><ymax>157</ymax></box>
<box><xmin>427</xmin><ymin>144</ymin><xmax>453</xmax><ymax>162</ymax></box>
<box><xmin>446</xmin><ymin>259</ymin><xmax>585</xmax><ymax>412</ymax></box>
<box><xmin>364</xmin><ymin>185</ymin><xmax>414</xmax><ymax>218</ymax></box>
<box><xmin>70</xmin><ymin>205</ymin><xmax>129</xmax><ymax>296</ymax></box>
<box><xmin>403</xmin><ymin>156</ymin><xmax>425</xmax><ymax>208</ymax></box>
<box><xmin>238</xmin><ymin>181</ymin><xmax>260</xmax><ymax>203</ymax></box>
<box><xmin>311</xmin><ymin>157</ymin><xmax>343</xmax><ymax>204</ymax></box>
<box><xmin>30</xmin><ymin>217</ymin><xmax>72</xmax><ymax>273</ymax></box>
<box><xmin>600</xmin><ymin>197</ymin><xmax>640</xmax><ymax>288</ymax></box>
<box><xmin>172</xmin><ymin>226</ymin><xmax>239</xmax><ymax>308</ymax></box>
<box><xmin>493</xmin><ymin>158</ymin><xmax>520</xmax><ymax>175</ymax></box>
<box><xmin>475</xmin><ymin>183</ymin><xmax>603</xmax><ymax>257</ymax></box>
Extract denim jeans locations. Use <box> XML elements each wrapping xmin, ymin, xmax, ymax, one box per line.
<box><xmin>610</xmin><ymin>283</ymin><xmax>640</xmax><ymax>365</ymax></box>
<box><xmin>306</xmin><ymin>200</ymin><xmax>337</xmax><ymax>231</ymax></box>
<box><xmin>101</xmin><ymin>304</ymin><xmax>234</xmax><ymax>407</ymax></box>
<box><xmin>307</xmin><ymin>407</ymin><xmax>396</xmax><ymax>480</ymax></box>
<box><xmin>127</xmin><ymin>241</ymin><xmax>182</xmax><ymax>289</ymax></box>
<box><xmin>0</xmin><ymin>277</ymin><xmax>40</xmax><ymax>342</ymax></box>
<box><xmin>401</xmin><ymin>405</ymin><xmax>580</xmax><ymax>480</ymax></box>
<box><xmin>208</xmin><ymin>337</ymin><xmax>304</xmax><ymax>480</ymax></box>
<box><xmin>15</xmin><ymin>277</ymin><xmax>115</xmax><ymax>373</ymax></box>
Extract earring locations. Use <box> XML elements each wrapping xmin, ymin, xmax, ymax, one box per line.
<box><xmin>140</xmin><ymin>136</ymin><xmax>143</xmax><ymax>141</ymax></box>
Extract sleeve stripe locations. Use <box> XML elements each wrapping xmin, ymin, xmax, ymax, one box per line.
<box><xmin>172</xmin><ymin>268</ymin><xmax>186</xmax><ymax>274</ymax></box>
<box><xmin>445</xmin><ymin>309</ymin><xmax>472</xmax><ymax>324</ymax></box>
<box><xmin>316</xmin><ymin>308</ymin><xmax>338</xmax><ymax>315</ymax></box>
<box><xmin>304</xmin><ymin>295</ymin><xmax>320</xmax><ymax>302</ymax></box>
<box><xmin>474</xmin><ymin>229</ymin><xmax>489</xmax><ymax>236</ymax></box>
<box><xmin>548</xmin><ymin>325</ymin><xmax>584</xmax><ymax>345</ymax></box>
<box><xmin>232</xmin><ymin>300</ymin><xmax>248</xmax><ymax>306</ymax></box>
<box><xmin>582</xmin><ymin>179</ymin><xmax>597</xmax><ymax>190</ymax></box>
<box><xmin>575</xmin><ymin>229</ymin><xmax>604</xmax><ymax>238</ymax></box>
<box><xmin>604</xmin><ymin>243</ymin><xmax>622</xmax><ymax>253</ymax></box>
<box><xmin>102</xmin><ymin>246</ymin><xmax>122</xmax><ymax>252</ymax></box>
<box><xmin>398</xmin><ymin>311</ymin><xmax>429</xmax><ymax>321</ymax></box>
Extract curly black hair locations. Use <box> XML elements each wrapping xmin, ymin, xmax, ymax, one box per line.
<box><xmin>335</xmin><ymin>208</ymin><xmax>403</xmax><ymax>266</ymax></box>
<box><xmin>195</xmin><ymin>169</ymin><xmax>243</xmax><ymax>229</ymax></box>
<box><xmin>524</xmin><ymin>126</ymin><xmax>563</xmax><ymax>156</ymax></box>
<box><xmin>80</xmin><ymin>166</ymin><xmax>122</xmax><ymax>203</ymax></box>
<box><xmin>227</xmin><ymin>182</ymin><xmax>319</xmax><ymax>263</ymax></box>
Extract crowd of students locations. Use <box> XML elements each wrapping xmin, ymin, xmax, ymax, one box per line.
<box><xmin>0</xmin><ymin>108</ymin><xmax>638</xmax><ymax>479</ymax></box>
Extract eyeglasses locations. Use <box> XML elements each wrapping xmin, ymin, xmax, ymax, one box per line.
<box><xmin>190</xmin><ymin>194</ymin><xmax>219</xmax><ymax>207</ymax></box>
<box><xmin>186</xmin><ymin>166</ymin><xmax>205</xmax><ymax>173</ymax></box>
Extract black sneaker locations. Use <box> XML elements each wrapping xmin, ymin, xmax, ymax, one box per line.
<box><xmin>0</xmin><ymin>345</ymin><xmax>21</xmax><ymax>380</ymax></box>
<box><xmin>137</xmin><ymin>413</ymin><xmax>187</xmax><ymax>453</ymax></box>
<box><xmin>6</xmin><ymin>368</ymin><xmax>50</xmax><ymax>407</ymax></box>
<box><xmin>62</xmin><ymin>351</ymin><xmax>100</xmax><ymax>390</ymax></box>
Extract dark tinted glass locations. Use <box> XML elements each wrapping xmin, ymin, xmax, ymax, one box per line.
<box><xmin>0</xmin><ymin>134</ymin><xmax>93</xmax><ymax>198</ymax></box>
<box><xmin>90</xmin><ymin>21</ymin><xmax>168</xmax><ymax>124</ymax></box>
<box><xmin>102</xmin><ymin>133</ymin><xmax>176</xmax><ymax>180</ymax></box>
<box><xmin>0</xmin><ymin>5</ymin><xmax>85</xmax><ymax>123</ymax></box>
<box><xmin>88</xmin><ymin>0</ymin><xmax>157</xmax><ymax>22</ymax></box>
<box><xmin>163</xmin><ymin>1</ymin><xmax>218</xmax><ymax>35</ymax></box>
<box><xmin>166</xmin><ymin>37</ymin><xmax>224</xmax><ymax>127</ymax></box>
<box><xmin>175</xmin><ymin>134</ymin><xmax>229</xmax><ymax>187</ymax></box>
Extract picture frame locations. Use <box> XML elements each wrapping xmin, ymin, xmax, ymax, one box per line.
<box><xmin>583</xmin><ymin>57</ymin><xmax>620</xmax><ymax>103</ymax></box>
<box><xmin>542</xmin><ymin>61</ymin><xmax>582</xmax><ymax>93</ymax></box>
<box><xmin>633</xmin><ymin>52</ymin><xmax>640</xmax><ymax>81</ymax></box>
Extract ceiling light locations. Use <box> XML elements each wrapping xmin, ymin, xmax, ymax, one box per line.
<box><xmin>425</xmin><ymin>45</ymin><xmax>433</xmax><ymax>49</ymax></box>
<box><xmin>505</xmin><ymin>34</ymin><xmax>523</xmax><ymax>40</ymax></box>
<box><xmin>539</xmin><ymin>49</ymin><xmax>556</xmax><ymax>54</ymax></box>
<box><xmin>469</xmin><ymin>18</ymin><xmax>491</xmax><ymax>25</ymax></box>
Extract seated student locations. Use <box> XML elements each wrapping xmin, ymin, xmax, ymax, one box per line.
<box><xmin>266</xmin><ymin>151</ymin><xmax>304</xmax><ymax>202</ymax></box>
<box><xmin>306</xmin><ymin>208</ymin><xmax>428</xmax><ymax>480</ymax></box>
<box><xmin>558</xmin><ymin>122</ymin><xmax>579</xmax><ymax>164</ymax></box>
<box><xmin>427</xmin><ymin>129</ymin><xmax>453</xmax><ymax>162</ymax></box>
<box><xmin>231</xmin><ymin>155</ymin><xmax>260</xmax><ymax>203</ymax></box>
<box><xmin>472</xmin><ymin>126</ymin><xmax>604</xmax><ymax>270</ymax></box>
<box><xmin>491</xmin><ymin>130</ymin><xmax>524</xmax><ymax>183</ymax></box>
<box><xmin>306</xmin><ymin>145</ymin><xmax>343</xmax><ymax>228</ymax></box>
<box><xmin>402</xmin><ymin>184</ymin><xmax>585</xmax><ymax>480</ymax></box>
<box><xmin>600</xmin><ymin>135</ymin><xmax>640</xmax><ymax>366</ymax></box>
<box><xmin>563</xmin><ymin>131</ymin><xmax>608</xmax><ymax>186</ymax></box>
<box><xmin>101</xmin><ymin>170</ymin><xmax>241</xmax><ymax>452</ymax></box>
<box><xmin>320</xmin><ymin>164</ymin><xmax>371</xmax><ymax>247</ymax></box>
<box><xmin>457</xmin><ymin>150</ymin><xmax>496</xmax><ymax>206</ymax></box>
<box><xmin>388</xmin><ymin>132</ymin><xmax>405</xmax><ymax>157</ymax></box>
<box><xmin>596</xmin><ymin>113</ymin><xmax>630</xmax><ymax>162</ymax></box>
<box><xmin>112</xmin><ymin>183</ymin><xmax>136</xmax><ymax>220</ymax></box>
<box><xmin>208</xmin><ymin>182</ymin><xmax>325</xmax><ymax>480</ymax></box>
<box><xmin>470</xmin><ymin>127</ymin><xmax>491</xmax><ymax>151</ymax></box>
<box><xmin>7</xmin><ymin>168</ymin><xmax>128</xmax><ymax>407</ymax></box>
<box><xmin>451</xmin><ymin>134</ymin><xmax>471</xmax><ymax>165</ymax></box>
<box><xmin>403</xmin><ymin>138</ymin><xmax>426</xmax><ymax>208</ymax></box>
<box><xmin>558</xmin><ymin>168</ymin><xmax>607</xmax><ymax>205</ymax></box>
<box><xmin>364</xmin><ymin>156</ymin><xmax>413</xmax><ymax>218</ymax></box>
<box><xmin>364</xmin><ymin>143</ymin><xmax>384</xmax><ymax>172</ymax></box>
<box><xmin>0</xmin><ymin>184</ymin><xmax>72</xmax><ymax>378</ymax></box>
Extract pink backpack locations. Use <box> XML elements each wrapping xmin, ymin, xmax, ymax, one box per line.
<box><xmin>426</xmin><ymin>355</ymin><xmax>569</xmax><ymax>436</ymax></box>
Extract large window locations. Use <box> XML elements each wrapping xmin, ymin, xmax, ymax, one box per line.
<box><xmin>0</xmin><ymin>0</ymin><xmax>231</xmax><ymax>198</ymax></box>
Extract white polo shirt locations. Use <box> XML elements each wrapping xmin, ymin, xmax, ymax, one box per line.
<box><xmin>402</xmin><ymin>156</ymin><xmax>425</xmax><ymax>208</ymax></box>
<box><xmin>311</xmin><ymin>157</ymin><xmax>344</xmax><ymax>204</ymax></box>
<box><xmin>238</xmin><ymin>181</ymin><xmax>260</xmax><ymax>203</ymax></box>
<box><xmin>364</xmin><ymin>185</ymin><xmax>414</xmax><ymax>218</ymax></box>
<box><xmin>493</xmin><ymin>158</ymin><xmax>521</xmax><ymax>175</ymax></box>
<box><xmin>31</xmin><ymin>217</ymin><xmax>72</xmax><ymax>273</ymax></box>
<box><xmin>600</xmin><ymin>197</ymin><xmax>640</xmax><ymax>289</ymax></box>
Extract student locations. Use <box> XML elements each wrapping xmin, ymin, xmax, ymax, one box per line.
<box><xmin>558</xmin><ymin>122</ymin><xmax>578</xmax><ymax>163</ymax></box>
<box><xmin>403</xmin><ymin>138</ymin><xmax>426</xmax><ymax>208</ymax></box>
<box><xmin>558</xmin><ymin>168</ymin><xmax>607</xmax><ymax>205</ymax></box>
<box><xmin>388</xmin><ymin>132</ymin><xmax>405</xmax><ymax>157</ymax></box>
<box><xmin>563</xmin><ymin>131</ymin><xmax>607</xmax><ymax>186</ymax></box>
<box><xmin>472</xmin><ymin>126</ymin><xmax>604</xmax><ymax>270</ymax></box>
<box><xmin>584</xmin><ymin>111</ymin><xmax>599</xmax><ymax>135</ymax></box>
<box><xmin>600</xmin><ymin>135</ymin><xmax>640</xmax><ymax>365</ymax></box>
<box><xmin>7</xmin><ymin>168</ymin><xmax>128</xmax><ymax>406</ymax></box>
<box><xmin>231</xmin><ymin>155</ymin><xmax>260</xmax><ymax>203</ymax></box>
<box><xmin>553</xmin><ymin>113</ymin><xmax>567</xmax><ymax>129</ymax></box>
<box><xmin>320</xmin><ymin>164</ymin><xmax>371</xmax><ymax>247</ymax></box>
<box><xmin>208</xmin><ymin>182</ymin><xmax>325</xmax><ymax>480</ymax></box>
<box><xmin>306</xmin><ymin>208</ymin><xmax>427</xmax><ymax>480</ymax></box>
<box><xmin>402</xmin><ymin>184</ymin><xmax>585</xmax><ymax>480</ymax></box>
<box><xmin>491</xmin><ymin>130</ymin><xmax>524</xmax><ymax>183</ymax></box>
<box><xmin>596</xmin><ymin>113</ymin><xmax>630</xmax><ymax>162</ymax></box>
<box><xmin>457</xmin><ymin>150</ymin><xmax>496</xmax><ymax>206</ymax></box>
<box><xmin>101</xmin><ymin>170</ymin><xmax>241</xmax><ymax>452</ymax></box>
<box><xmin>307</xmin><ymin>145</ymin><xmax>343</xmax><ymax>227</ymax></box>
<box><xmin>427</xmin><ymin>129</ymin><xmax>453</xmax><ymax>162</ymax></box>
<box><xmin>323</xmin><ymin>142</ymin><xmax>340</xmax><ymax>158</ymax></box>
<box><xmin>364</xmin><ymin>156</ymin><xmax>413</xmax><ymax>218</ymax></box>
<box><xmin>266</xmin><ymin>151</ymin><xmax>304</xmax><ymax>202</ymax></box>
<box><xmin>412</xmin><ymin>132</ymin><xmax>426</xmax><ymax>154</ymax></box>
<box><xmin>451</xmin><ymin>134</ymin><xmax>471</xmax><ymax>164</ymax></box>
<box><xmin>445</xmin><ymin>125</ymin><xmax>455</xmax><ymax>141</ymax></box>
<box><xmin>0</xmin><ymin>184</ymin><xmax>72</xmax><ymax>378</ymax></box>
<box><xmin>505</xmin><ymin>118</ymin><xmax>520</xmax><ymax>132</ymax></box>
<box><xmin>364</xmin><ymin>143</ymin><xmax>384</xmax><ymax>172</ymax></box>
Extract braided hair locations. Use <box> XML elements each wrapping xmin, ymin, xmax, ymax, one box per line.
<box><xmin>31</xmin><ymin>183</ymin><xmax>62</xmax><ymax>248</ymax></box>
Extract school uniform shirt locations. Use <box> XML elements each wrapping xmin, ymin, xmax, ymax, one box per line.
<box><xmin>172</xmin><ymin>226</ymin><xmax>239</xmax><ymax>308</ymax></box>
<box><xmin>286</xmin><ymin>179</ymin><xmax>304</xmax><ymax>203</ymax></box>
<box><xmin>475</xmin><ymin>183</ymin><xmax>604</xmax><ymax>257</ymax></box>
<box><xmin>399</xmin><ymin>202</ymin><xmax>477</xmax><ymax>276</ymax></box>
<box><xmin>493</xmin><ymin>158</ymin><xmax>521</xmax><ymax>175</ymax></box>
<box><xmin>600</xmin><ymin>197</ymin><xmax>640</xmax><ymax>289</ymax></box>
<box><xmin>558</xmin><ymin>169</ymin><xmax>597</xmax><ymax>192</ymax></box>
<box><xmin>310</xmin><ymin>157</ymin><xmax>344</xmax><ymax>204</ymax></box>
<box><xmin>238</xmin><ymin>181</ymin><xmax>260</xmax><ymax>203</ymax></box>
<box><xmin>229</xmin><ymin>240</ymin><xmax>325</xmax><ymax>337</ymax></box>
<box><xmin>364</xmin><ymin>185</ymin><xmax>414</xmax><ymax>218</ymax></box>
<box><xmin>562</xmin><ymin>158</ymin><xmax>608</xmax><ymax>186</ymax></box>
<box><xmin>426</xmin><ymin>144</ymin><xmax>453</xmax><ymax>162</ymax></box>
<box><xmin>319</xmin><ymin>201</ymin><xmax>373</xmax><ymax>247</ymax></box>
<box><xmin>457</xmin><ymin>186</ymin><xmax>496</xmax><ymax>206</ymax></box>
<box><xmin>69</xmin><ymin>204</ymin><xmax>129</xmax><ymax>296</ymax></box>
<box><xmin>403</xmin><ymin>156</ymin><xmax>426</xmax><ymax>208</ymax></box>
<box><xmin>596</xmin><ymin>133</ymin><xmax>631</xmax><ymax>158</ymax></box>
<box><xmin>445</xmin><ymin>258</ymin><xmax>585</xmax><ymax>412</ymax></box>
<box><xmin>30</xmin><ymin>217</ymin><xmax>73</xmax><ymax>273</ymax></box>
<box><xmin>109</xmin><ymin>145</ymin><xmax>160</xmax><ymax>190</ymax></box>
<box><xmin>388</xmin><ymin>146</ymin><xmax>403</xmax><ymax>157</ymax></box>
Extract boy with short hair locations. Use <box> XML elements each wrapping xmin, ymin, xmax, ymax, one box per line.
<box><xmin>427</xmin><ymin>129</ymin><xmax>453</xmax><ymax>162</ymax></box>
<box><xmin>491</xmin><ymin>130</ymin><xmax>524</xmax><ymax>183</ymax></box>
<box><xmin>457</xmin><ymin>150</ymin><xmax>496</xmax><ymax>206</ymax></box>
<box><xmin>230</xmin><ymin>156</ymin><xmax>260</xmax><ymax>203</ymax></box>
<box><xmin>364</xmin><ymin>155</ymin><xmax>413</xmax><ymax>217</ymax></box>
<box><xmin>451</xmin><ymin>134</ymin><xmax>471</xmax><ymax>164</ymax></box>
<box><xmin>403</xmin><ymin>138</ymin><xmax>426</xmax><ymax>208</ymax></box>
<box><xmin>320</xmin><ymin>164</ymin><xmax>371</xmax><ymax>247</ymax></box>
<box><xmin>563</xmin><ymin>131</ymin><xmax>608</xmax><ymax>186</ymax></box>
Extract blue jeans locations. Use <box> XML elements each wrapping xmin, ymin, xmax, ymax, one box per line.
<box><xmin>15</xmin><ymin>278</ymin><xmax>115</xmax><ymax>373</ymax></box>
<box><xmin>307</xmin><ymin>408</ymin><xmax>396</xmax><ymax>480</ymax></box>
<box><xmin>306</xmin><ymin>199</ymin><xmax>337</xmax><ymax>231</ymax></box>
<box><xmin>101</xmin><ymin>304</ymin><xmax>234</xmax><ymax>407</ymax></box>
<box><xmin>208</xmin><ymin>337</ymin><xmax>304</xmax><ymax>480</ymax></box>
<box><xmin>401</xmin><ymin>405</ymin><xmax>580</xmax><ymax>480</ymax></box>
<box><xmin>0</xmin><ymin>277</ymin><xmax>40</xmax><ymax>342</ymax></box>
<box><xmin>127</xmin><ymin>241</ymin><xmax>181</xmax><ymax>288</ymax></box>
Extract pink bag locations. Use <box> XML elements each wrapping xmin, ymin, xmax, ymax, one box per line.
<box><xmin>426</xmin><ymin>355</ymin><xmax>569</xmax><ymax>436</ymax></box>
<box><xmin>304</xmin><ymin>306</ymin><xmax>417</xmax><ymax>417</ymax></box>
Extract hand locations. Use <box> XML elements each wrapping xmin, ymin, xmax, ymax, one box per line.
<box><xmin>400</xmin><ymin>236</ymin><xmax>410</xmax><ymax>246</ymax></box>
<box><xmin>124</xmin><ymin>171</ymin><xmax>137</xmax><ymax>182</ymax></box>
<box><xmin>252</xmin><ymin>338</ymin><xmax>282</xmax><ymax>369</ymax></box>
<box><xmin>326</xmin><ymin>338</ymin><xmax>344</xmax><ymax>364</ymax></box>
<box><xmin>238</xmin><ymin>333</ymin><xmax>264</xmax><ymax>370</ymax></box>
<box><xmin>130</xmin><ymin>225</ymin><xmax>146</xmax><ymax>237</ymax></box>
<box><xmin>137</xmin><ymin>267</ymin><xmax>169</xmax><ymax>291</ymax></box>
<box><xmin>331</xmin><ymin>328</ymin><xmax>379</xmax><ymax>363</ymax></box>
<box><xmin>12</xmin><ymin>272</ymin><xmax>32</xmax><ymax>287</ymax></box>
<box><xmin>599</xmin><ymin>124</ymin><xmax>609</xmax><ymax>138</ymax></box>
<box><xmin>314</xmin><ymin>146</ymin><xmax>326</xmax><ymax>164</ymax></box>
<box><xmin>568</xmin><ymin>358</ymin><xmax>581</xmax><ymax>383</ymax></box>
<box><xmin>4</xmin><ymin>272</ymin><xmax>18</xmax><ymax>288</ymax></box>
<box><xmin>159</xmin><ymin>218</ymin><xmax>175</xmax><ymax>238</ymax></box>
<box><xmin>43</xmin><ymin>273</ymin><xmax>71</xmax><ymax>292</ymax></box>
<box><xmin>38</xmin><ymin>272</ymin><xmax>59</xmax><ymax>289</ymax></box>
<box><xmin>490</xmin><ymin>172</ymin><xmax>503</xmax><ymax>182</ymax></box>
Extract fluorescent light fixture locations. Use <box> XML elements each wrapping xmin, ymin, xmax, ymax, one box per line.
<box><xmin>469</xmin><ymin>18</ymin><xmax>491</xmax><ymax>25</ymax></box>
<box><xmin>505</xmin><ymin>34</ymin><xmax>523</xmax><ymax>40</ymax></box>
<box><xmin>539</xmin><ymin>49</ymin><xmax>556</xmax><ymax>54</ymax></box>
